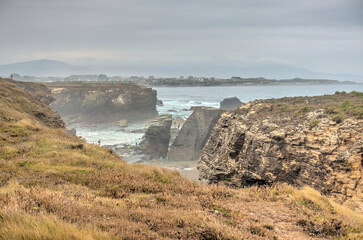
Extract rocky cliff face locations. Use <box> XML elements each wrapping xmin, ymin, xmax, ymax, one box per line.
<box><xmin>46</xmin><ymin>82</ymin><xmax>158</xmax><ymax>124</ymax></box>
<box><xmin>198</xmin><ymin>92</ymin><xmax>362</xmax><ymax>212</ymax></box>
<box><xmin>168</xmin><ymin>107</ymin><xmax>225</xmax><ymax>161</ymax></box>
<box><xmin>136</xmin><ymin>114</ymin><xmax>172</xmax><ymax>159</ymax></box>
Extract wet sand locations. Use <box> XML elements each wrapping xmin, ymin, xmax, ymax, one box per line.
<box><xmin>111</xmin><ymin>147</ymin><xmax>199</xmax><ymax>182</ymax></box>
<box><xmin>143</xmin><ymin>160</ymin><xmax>200</xmax><ymax>182</ymax></box>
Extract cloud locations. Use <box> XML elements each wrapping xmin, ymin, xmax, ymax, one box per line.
<box><xmin>0</xmin><ymin>0</ymin><xmax>362</xmax><ymax>75</ymax></box>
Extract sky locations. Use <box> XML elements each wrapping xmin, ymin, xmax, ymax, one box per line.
<box><xmin>0</xmin><ymin>0</ymin><xmax>362</xmax><ymax>76</ymax></box>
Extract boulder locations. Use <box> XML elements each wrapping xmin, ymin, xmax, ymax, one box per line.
<box><xmin>220</xmin><ymin>97</ymin><xmax>243</xmax><ymax>110</ymax></box>
<box><xmin>136</xmin><ymin>114</ymin><xmax>172</xmax><ymax>159</ymax></box>
<box><xmin>198</xmin><ymin>94</ymin><xmax>363</xmax><ymax>213</ymax></box>
<box><xmin>167</xmin><ymin>107</ymin><xmax>225</xmax><ymax>161</ymax></box>
<box><xmin>156</xmin><ymin>100</ymin><xmax>164</xmax><ymax>106</ymax></box>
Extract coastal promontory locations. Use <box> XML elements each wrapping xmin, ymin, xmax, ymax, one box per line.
<box><xmin>1</xmin><ymin>78</ymin><xmax>362</xmax><ymax>239</ymax></box>
<box><xmin>199</xmin><ymin>92</ymin><xmax>363</xmax><ymax>213</ymax></box>
<box><xmin>45</xmin><ymin>82</ymin><xmax>158</xmax><ymax>124</ymax></box>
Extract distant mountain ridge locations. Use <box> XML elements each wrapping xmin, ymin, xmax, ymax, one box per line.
<box><xmin>0</xmin><ymin>59</ymin><xmax>362</xmax><ymax>82</ymax></box>
<box><xmin>0</xmin><ymin>59</ymin><xmax>88</xmax><ymax>77</ymax></box>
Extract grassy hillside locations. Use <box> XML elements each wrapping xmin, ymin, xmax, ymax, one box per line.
<box><xmin>0</xmin><ymin>78</ymin><xmax>362</xmax><ymax>239</ymax></box>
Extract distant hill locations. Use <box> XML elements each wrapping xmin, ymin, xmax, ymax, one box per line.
<box><xmin>0</xmin><ymin>59</ymin><xmax>88</xmax><ymax>77</ymax></box>
<box><xmin>103</xmin><ymin>64</ymin><xmax>363</xmax><ymax>82</ymax></box>
<box><xmin>167</xmin><ymin>64</ymin><xmax>363</xmax><ymax>82</ymax></box>
<box><xmin>0</xmin><ymin>59</ymin><xmax>362</xmax><ymax>82</ymax></box>
<box><xmin>235</xmin><ymin>65</ymin><xmax>363</xmax><ymax>83</ymax></box>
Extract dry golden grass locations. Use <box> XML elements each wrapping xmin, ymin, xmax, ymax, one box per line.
<box><xmin>0</xmin><ymin>210</ymin><xmax>111</xmax><ymax>240</ymax></box>
<box><xmin>0</xmin><ymin>78</ymin><xmax>362</xmax><ymax>239</ymax></box>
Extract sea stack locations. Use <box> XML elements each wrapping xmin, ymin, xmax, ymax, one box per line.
<box><xmin>167</xmin><ymin>107</ymin><xmax>225</xmax><ymax>161</ymax></box>
<box><xmin>220</xmin><ymin>97</ymin><xmax>243</xmax><ymax>110</ymax></box>
<box><xmin>136</xmin><ymin>114</ymin><xmax>172</xmax><ymax>159</ymax></box>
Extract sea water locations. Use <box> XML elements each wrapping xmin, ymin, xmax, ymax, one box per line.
<box><xmin>75</xmin><ymin>84</ymin><xmax>363</xmax><ymax>157</ymax></box>
<box><xmin>155</xmin><ymin>84</ymin><xmax>363</xmax><ymax>118</ymax></box>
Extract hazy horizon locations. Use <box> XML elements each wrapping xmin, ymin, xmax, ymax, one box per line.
<box><xmin>0</xmin><ymin>0</ymin><xmax>362</xmax><ymax>77</ymax></box>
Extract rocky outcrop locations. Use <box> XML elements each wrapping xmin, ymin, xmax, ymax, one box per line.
<box><xmin>0</xmin><ymin>78</ymin><xmax>64</xmax><ymax>128</ymax></box>
<box><xmin>156</xmin><ymin>100</ymin><xmax>164</xmax><ymax>106</ymax></box>
<box><xmin>136</xmin><ymin>114</ymin><xmax>172</xmax><ymax>159</ymax></box>
<box><xmin>6</xmin><ymin>79</ymin><xmax>55</xmax><ymax>105</ymax></box>
<box><xmin>168</xmin><ymin>107</ymin><xmax>225</xmax><ymax>161</ymax></box>
<box><xmin>198</xmin><ymin>93</ymin><xmax>363</xmax><ymax>212</ymax></box>
<box><xmin>46</xmin><ymin>82</ymin><xmax>158</xmax><ymax>124</ymax></box>
<box><xmin>220</xmin><ymin>97</ymin><xmax>243</xmax><ymax>110</ymax></box>
<box><xmin>65</xmin><ymin>127</ymin><xmax>77</xmax><ymax>136</ymax></box>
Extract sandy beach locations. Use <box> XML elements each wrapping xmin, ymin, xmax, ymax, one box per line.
<box><xmin>143</xmin><ymin>160</ymin><xmax>199</xmax><ymax>182</ymax></box>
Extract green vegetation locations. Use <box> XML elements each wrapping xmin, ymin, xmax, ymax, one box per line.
<box><xmin>0</xmin><ymin>78</ymin><xmax>362</xmax><ymax>239</ymax></box>
<box><xmin>234</xmin><ymin>91</ymin><xmax>363</xmax><ymax>126</ymax></box>
<box><xmin>309</xmin><ymin>119</ymin><xmax>320</xmax><ymax>129</ymax></box>
<box><xmin>298</xmin><ymin>106</ymin><xmax>309</xmax><ymax>113</ymax></box>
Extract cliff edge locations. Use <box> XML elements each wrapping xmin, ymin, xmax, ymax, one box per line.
<box><xmin>0</xmin><ymin>78</ymin><xmax>64</xmax><ymax>128</ymax></box>
<box><xmin>198</xmin><ymin>92</ymin><xmax>363</xmax><ymax>212</ymax></box>
<box><xmin>46</xmin><ymin>82</ymin><xmax>158</xmax><ymax>124</ymax></box>
<box><xmin>1</xmin><ymin>79</ymin><xmax>362</xmax><ymax>239</ymax></box>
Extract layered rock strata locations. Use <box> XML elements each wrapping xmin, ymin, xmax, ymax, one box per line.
<box><xmin>46</xmin><ymin>82</ymin><xmax>158</xmax><ymax>124</ymax></box>
<box><xmin>168</xmin><ymin>107</ymin><xmax>225</xmax><ymax>161</ymax></box>
<box><xmin>136</xmin><ymin>114</ymin><xmax>172</xmax><ymax>159</ymax></box>
<box><xmin>198</xmin><ymin>93</ymin><xmax>362</xmax><ymax>212</ymax></box>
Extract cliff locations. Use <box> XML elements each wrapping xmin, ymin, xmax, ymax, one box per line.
<box><xmin>168</xmin><ymin>107</ymin><xmax>225</xmax><ymax>161</ymax></box>
<box><xmin>0</xmin><ymin>79</ymin><xmax>362</xmax><ymax>239</ymax></box>
<box><xmin>45</xmin><ymin>82</ymin><xmax>158</xmax><ymax>124</ymax></box>
<box><xmin>137</xmin><ymin>114</ymin><xmax>172</xmax><ymax>159</ymax></box>
<box><xmin>5</xmin><ymin>78</ymin><xmax>55</xmax><ymax>105</ymax></box>
<box><xmin>0</xmin><ymin>78</ymin><xmax>64</xmax><ymax>128</ymax></box>
<box><xmin>198</xmin><ymin>92</ymin><xmax>363</xmax><ymax>212</ymax></box>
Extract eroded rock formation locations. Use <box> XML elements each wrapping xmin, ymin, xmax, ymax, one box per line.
<box><xmin>168</xmin><ymin>107</ymin><xmax>225</xmax><ymax>161</ymax></box>
<box><xmin>198</xmin><ymin>93</ymin><xmax>363</xmax><ymax>212</ymax></box>
<box><xmin>220</xmin><ymin>97</ymin><xmax>243</xmax><ymax>110</ymax></box>
<box><xmin>136</xmin><ymin>114</ymin><xmax>172</xmax><ymax>159</ymax></box>
<box><xmin>46</xmin><ymin>82</ymin><xmax>158</xmax><ymax>124</ymax></box>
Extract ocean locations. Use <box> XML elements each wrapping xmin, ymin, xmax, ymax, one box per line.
<box><xmin>75</xmin><ymin>83</ymin><xmax>363</xmax><ymax>160</ymax></box>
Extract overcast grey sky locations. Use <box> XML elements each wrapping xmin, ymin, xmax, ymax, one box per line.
<box><xmin>0</xmin><ymin>0</ymin><xmax>362</xmax><ymax>76</ymax></box>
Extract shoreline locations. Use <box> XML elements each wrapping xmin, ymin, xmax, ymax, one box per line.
<box><xmin>141</xmin><ymin>160</ymin><xmax>199</xmax><ymax>182</ymax></box>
